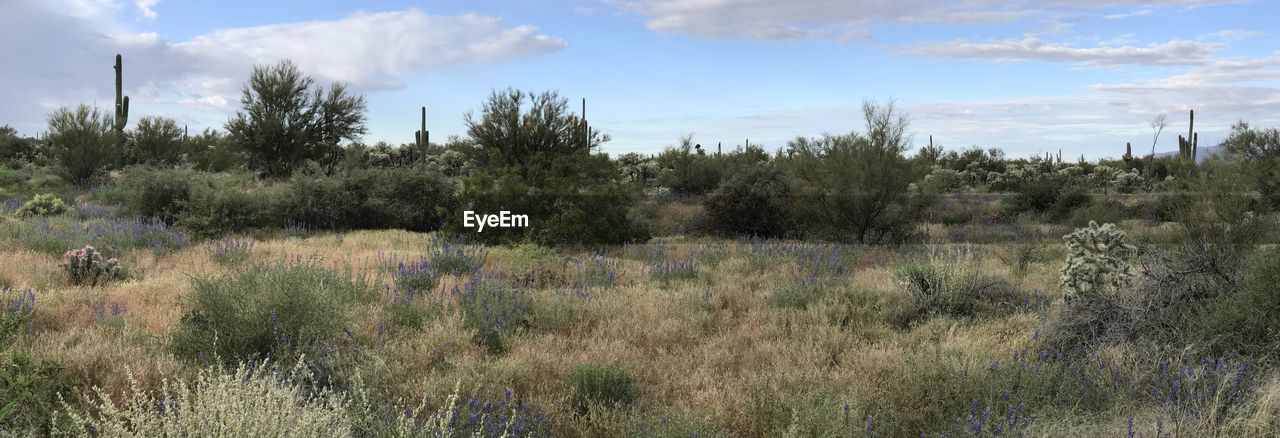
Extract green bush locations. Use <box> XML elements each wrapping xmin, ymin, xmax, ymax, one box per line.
<box><xmin>170</xmin><ymin>261</ymin><xmax>373</xmax><ymax>365</ymax></box>
<box><xmin>15</xmin><ymin>193</ymin><xmax>69</xmax><ymax>217</ymax></box>
<box><xmin>892</xmin><ymin>248</ymin><xmax>983</xmax><ymax>323</ymax></box>
<box><xmin>128</xmin><ymin>115</ymin><xmax>185</xmax><ymax>167</ymax></box>
<box><xmin>280</xmin><ymin>167</ymin><xmax>454</xmax><ymax>232</ymax></box>
<box><xmin>1</xmin><ymin>353</ymin><xmax>78</xmax><ymax>434</ymax></box>
<box><xmin>45</xmin><ymin>104</ymin><xmax>119</xmax><ymax>184</ymax></box>
<box><xmin>178</xmin><ymin>180</ymin><xmax>279</xmax><ymax>238</ymax></box>
<box><xmin>1196</xmin><ymin>249</ymin><xmax>1280</xmax><ymax>357</ymax></box>
<box><xmin>1067</xmin><ymin>200</ymin><xmax>1129</xmax><ymax>228</ymax></box>
<box><xmin>116</xmin><ymin>166</ymin><xmax>195</xmax><ymax>223</ymax></box>
<box><xmin>703</xmin><ymin>164</ymin><xmax>793</xmax><ymax>238</ymax></box>
<box><xmin>567</xmin><ymin>363</ymin><xmax>639</xmax><ymax>415</ymax></box>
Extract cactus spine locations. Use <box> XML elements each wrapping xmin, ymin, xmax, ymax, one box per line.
<box><xmin>113</xmin><ymin>54</ymin><xmax>129</xmax><ymax>148</ymax></box>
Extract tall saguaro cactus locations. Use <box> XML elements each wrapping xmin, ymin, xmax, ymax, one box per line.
<box><xmin>113</xmin><ymin>54</ymin><xmax>129</xmax><ymax>147</ymax></box>
<box><xmin>414</xmin><ymin>106</ymin><xmax>428</xmax><ymax>161</ymax></box>
<box><xmin>1177</xmin><ymin>109</ymin><xmax>1198</xmax><ymax>163</ymax></box>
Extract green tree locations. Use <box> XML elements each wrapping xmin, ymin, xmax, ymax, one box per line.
<box><xmin>783</xmin><ymin>100</ymin><xmax>926</xmax><ymax>243</ymax></box>
<box><xmin>0</xmin><ymin>125</ymin><xmax>37</xmax><ymax>167</ymax></box>
<box><xmin>45</xmin><ymin>104</ymin><xmax>117</xmax><ymax>184</ymax></box>
<box><xmin>1222</xmin><ymin>121</ymin><xmax>1280</xmax><ymax>208</ymax></box>
<box><xmin>225</xmin><ymin>60</ymin><xmax>367</xmax><ymax>178</ymax></box>
<box><xmin>130</xmin><ymin>115</ymin><xmax>185</xmax><ymax>166</ymax></box>
<box><xmin>455</xmin><ymin>89</ymin><xmax>646</xmax><ymax>245</ymax></box>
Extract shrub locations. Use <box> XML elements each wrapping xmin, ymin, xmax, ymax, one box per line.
<box><xmin>783</xmin><ymin>100</ymin><xmax>927</xmax><ymax>243</ymax></box>
<box><xmin>1</xmin><ymin>287</ymin><xmax>36</xmax><ymax>349</ymax></box>
<box><xmin>129</xmin><ymin>115</ymin><xmax>185</xmax><ymax>166</ymax></box>
<box><xmin>1060</xmin><ymin>221</ymin><xmax>1136</xmax><ymax>301</ymax></box>
<box><xmin>892</xmin><ymin>247</ymin><xmax>983</xmax><ymax>323</ymax></box>
<box><xmin>651</xmin><ymin>255</ymin><xmax>697</xmax><ymax>284</ymax></box>
<box><xmin>567</xmin><ymin>363</ymin><xmax>639</xmax><ymax>414</ymax></box>
<box><xmin>451</xmin><ymin>276</ymin><xmax>533</xmax><ymax>354</ymax></box>
<box><xmin>427</xmin><ymin>236</ymin><xmax>486</xmax><ymax>276</ymax></box>
<box><xmin>1</xmin><ymin>353</ymin><xmax>77</xmax><ymax>434</ymax></box>
<box><xmin>116</xmin><ymin>166</ymin><xmax>195</xmax><ymax>223</ymax></box>
<box><xmin>178</xmin><ymin>179</ymin><xmax>279</xmax><ymax>237</ymax></box>
<box><xmin>769</xmin><ymin>278</ymin><xmax>829</xmax><ymax>310</ymax></box>
<box><xmin>1221</xmin><ymin>121</ymin><xmax>1280</xmax><ymax>208</ymax></box>
<box><xmin>170</xmin><ymin>261</ymin><xmax>373</xmax><ymax>365</ymax></box>
<box><xmin>56</xmin><ymin>360</ymin><xmax>353</xmax><ymax>437</ymax></box>
<box><xmin>61</xmin><ymin>245</ymin><xmax>126</xmax><ymax>287</ymax></box>
<box><xmin>341</xmin><ymin>166</ymin><xmax>455</xmax><ymax>232</ymax></box>
<box><xmin>1196</xmin><ymin>249</ymin><xmax>1280</xmax><ymax>357</ymax></box>
<box><xmin>279</xmin><ymin>174</ymin><xmax>353</xmax><ymax>230</ymax></box>
<box><xmin>390</xmin><ymin>258</ymin><xmax>440</xmax><ymax>292</ymax></box>
<box><xmin>1067</xmin><ymin>200</ymin><xmax>1129</xmax><ymax>228</ymax></box>
<box><xmin>703</xmin><ymin>164</ymin><xmax>793</xmax><ymax>238</ymax></box>
<box><xmin>205</xmin><ymin>237</ymin><xmax>254</xmax><ymax>265</ymax></box>
<box><xmin>15</xmin><ymin>193</ymin><xmax>69</xmax><ymax>217</ymax></box>
<box><xmin>45</xmin><ymin>104</ymin><xmax>118</xmax><ymax>184</ymax></box>
<box><xmin>938</xmin><ymin>210</ymin><xmax>973</xmax><ymax>226</ymax></box>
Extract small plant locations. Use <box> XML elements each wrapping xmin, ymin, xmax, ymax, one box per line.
<box><xmin>448</xmin><ymin>276</ymin><xmax>533</xmax><ymax>354</ymax></box>
<box><xmin>1060</xmin><ymin>221</ymin><xmax>1137</xmax><ymax>301</ymax></box>
<box><xmin>2</xmin><ymin>287</ymin><xmax>36</xmax><ymax>348</ymax></box>
<box><xmin>567</xmin><ymin>363</ymin><xmax>639</xmax><ymax>415</ymax></box>
<box><xmin>427</xmin><ymin>236</ymin><xmax>485</xmax><ymax>275</ymax></box>
<box><xmin>206</xmin><ymin>237</ymin><xmax>255</xmax><ymax>265</ymax></box>
<box><xmin>61</xmin><ymin>245</ymin><xmax>125</xmax><ymax>287</ymax></box>
<box><xmin>392</xmin><ymin>258</ymin><xmax>441</xmax><ymax>292</ymax></box>
<box><xmin>15</xmin><ymin>194</ymin><xmax>69</xmax><ymax>217</ymax></box>
<box><xmin>893</xmin><ymin>247</ymin><xmax>983</xmax><ymax>321</ymax></box>
<box><xmin>651</xmin><ymin>255</ymin><xmax>697</xmax><ymax>284</ymax></box>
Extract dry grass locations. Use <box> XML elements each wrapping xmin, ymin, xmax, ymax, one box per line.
<box><xmin>2</xmin><ymin>228</ymin><xmax>1275</xmax><ymax>437</ymax></box>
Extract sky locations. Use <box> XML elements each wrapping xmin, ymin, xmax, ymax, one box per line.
<box><xmin>2</xmin><ymin>0</ymin><xmax>1279</xmax><ymax>159</ymax></box>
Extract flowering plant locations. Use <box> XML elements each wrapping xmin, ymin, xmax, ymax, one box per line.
<box><xmin>61</xmin><ymin>245</ymin><xmax>125</xmax><ymax>287</ymax></box>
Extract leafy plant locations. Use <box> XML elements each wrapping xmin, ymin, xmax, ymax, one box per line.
<box><xmin>1</xmin><ymin>353</ymin><xmax>77</xmax><ymax>434</ymax></box>
<box><xmin>45</xmin><ymin>104</ymin><xmax>119</xmax><ymax>184</ymax></box>
<box><xmin>61</xmin><ymin>245</ymin><xmax>126</xmax><ymax>287</ymax></box>
<box><xmin>15</xmin><ymin>193</ymin><xmax>69</xmax><ymax>217</ymax></box>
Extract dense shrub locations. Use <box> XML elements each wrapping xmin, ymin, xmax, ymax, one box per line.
<box><xmin>703</xmin><ymin>164</ymin><xmax>793</xmax><ymax>238</ymax></box>
<box><xmin>783</xmin><ymin>101</ymin><xmax>927</xmax><ymax>243</ymax></box>
<box><xmin>116</xmin><ymin>166</ymin><xmax>196</xmax><ymax>223</ymax></box>
<box><xmin>1196</xmin><ymin>249</ymin><xmax>1280</xmax><ymax>357</ymax></box>
<box><xmin>281</xmin><ymin>167</ymin><xmax>454</xmax><ymax>232</ymax></box>
<box><xmin>892</xmin><ymin>247</ymin><xmax>984</xmax><ymax>322</ymax></box>
<box><xmin>45</xmin><ymin>104</ymin><xmax>119</xmax><ymax>184</ymax></box>
<box><xmin>178</xmin><ymin>179</ymin><xmax>279</xmax><ymax>238</ymax></box>
<box><xmin>567</xmin><ymin>363</ymin><xmax>639</xmax><ymax>415</ymax></box>
<box><xmin>61</xmin><ymin>245</ymin><xmax>126</xmax><ymax>287</ymax></box>
<box><xmin>15</xmin><ymin>193</ymin><xmax>69</xmax><ymax>217</ymax></box>
<box><xmin>128</xmin><ymin>115</ymin><xmax>185</xmax><ymax>166</ymax></box>
<box><xmin>170</xmin><ymin>261</ymin><xmax>373</xmax><ymax>365</ymax></box>
<box><xmin>1221</xmin><ymin>121</ymin><xmax>1280</xmax><ymax>208</ymax></box>
<box><xmin>56</xmin><ymin>361</ymin><xmax>353</xmax><ymax>437</ymax></box>
<box><xmin>1</xmin><ymin>353</ymin><xmax>77</xmax><ymax>434</ymax></box>
<box><xmin>0</xmin><ymin>125</ymin><xmax>38</xmax><ymax>168</ymax></box>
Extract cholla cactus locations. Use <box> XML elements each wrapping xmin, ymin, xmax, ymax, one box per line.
<box><xmin>15</xmin><ymin>193</ymin><xmax>69</xmax><ymax>217</ymax></box>
<box><xmin>1113</xmin><ymin>169</ymin><xmax>1144</xmax><ymax>191</ymax></box>
<box><xmin>61</xmin><ymin>245</ymin><xmax>125</xmax><ymax>287</ymax></box>
<box><xmin>922</xmin><ymin>166</ymin><xmax>963</xmax><ymax>192</ymax></box>
<box><xmin>1060</xmin><ymin>221</ymin><xmax>1137</xmax><ymax>300</ymax></box>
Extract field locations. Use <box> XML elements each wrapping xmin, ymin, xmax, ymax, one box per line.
<box><xmin>3</xmin><ymin>196</ymin><xmax>1279</xmax><ymax>436</ymax></box>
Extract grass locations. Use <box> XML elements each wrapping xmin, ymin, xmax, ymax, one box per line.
<box><xmin>4</xmin><ymin>215</ymin><xmax>1280</xmax><ymax>436</ymax></box>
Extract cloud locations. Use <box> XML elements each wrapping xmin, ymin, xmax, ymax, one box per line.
<box><xmin>906</xmin><ymin>36</ymin><xmax>1219</xmax><ymax>66</ymax></box>
<box><xmin>0</xmin><ymin>1</ymin><xmax>566</xmax><ymax>135</ymax></box>
<box><xmin>608</xmin><ymin>0</ymin><xmax>1237</xmax><ymax>41</ymax></box>
<box><xmin>1103</xmin><ymin>9</ymin><xmax>1153</xmax><ymax>19</ymax></box>
<box><xmin>135</xmin><ymin>0</ymin><xmax>158</xmax><ymax>19</ymax></box>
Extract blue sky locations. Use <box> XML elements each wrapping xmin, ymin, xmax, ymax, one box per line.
<box><xmin>3</xmin><ymin>0</ymin><xmax>1279</xmax><ymax>159</ymax></box>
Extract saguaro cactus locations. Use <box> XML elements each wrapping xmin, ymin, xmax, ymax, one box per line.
<box><xmin>1124</xmin><ymin>142</ymin><xmax>1132</xmax><ymax>161</ymax></box>
<box><xmin>113</xmin><ymin>54</ymin><xmax>130</xmax><ymax>147</ymax></box>
<box><xmin>414</xmin><ymin>106</ymin><xmax>428</xmax><ymax>161</ymax></box>
<box><xmin>1177</xmin><ymin>109</ymin><xmax>1198</xmax><ymax>162</ymax></box>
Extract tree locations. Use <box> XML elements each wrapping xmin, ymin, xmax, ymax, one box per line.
<box><xmin>454</xmin><ymin>89</ymin><xmax>646</xmax><ymax>245</ymax></box>
<box><xmin>130</xmin><ymin>115</ymin><xmax>184</xmax><ymax>166</ymax></box>
<box><xmin>1145</xmin><ymin>114</ymin><xmax>1169</xmax><ymax>191</ymax></box>
<box><xmin>464</xmin><ymin>88</ymin><xmax>606</xmax><ymax>170</ymax></box>
<box><xmin>226</xmin><ymin>60</ymin><xmax>367</xmax><ymax>178</ymax></box>
<box><xmin>0</xmin><ymin>125</ymin><xmax>37</xmax><ymax>167</ymax></box>
<box><xmin>1222</xmin><ymin>121</ymin><xmax>1280</xmax><ymax>208</ymax></box>
<box><xmin>783</xmin><ymin>100</ymin><xmax>926</xmax><ymax>243</ymax></box>
<box><xmin>46</xmin><ymin>104</ymin><xmax>117</xmax><ymax>184</ymax></box>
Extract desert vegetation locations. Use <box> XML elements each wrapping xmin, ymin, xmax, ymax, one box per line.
<box><xmin>2</xmin><ymin>55</ymin><xmax>1280</xmax><ymax>437</ymax></box>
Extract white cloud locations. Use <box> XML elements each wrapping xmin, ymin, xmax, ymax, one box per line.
<box><xmin>135</xmin><ymin>0</ymin><xmax>158</xmax><ymax>19</ymax></box>
<box><xmin>907</xmin><ymin>36</ymin><xmax>1219</xmax><ymax>66</ymax></box>
<box><xmin>0</xmin><ymin>1</ymin><xmax>566</xmax><ymax>135</ymax></box>
<box><xmin>609</xmin><ymin>0</ymin><xmax>1237</xmax><ymax>41</ymax></box>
